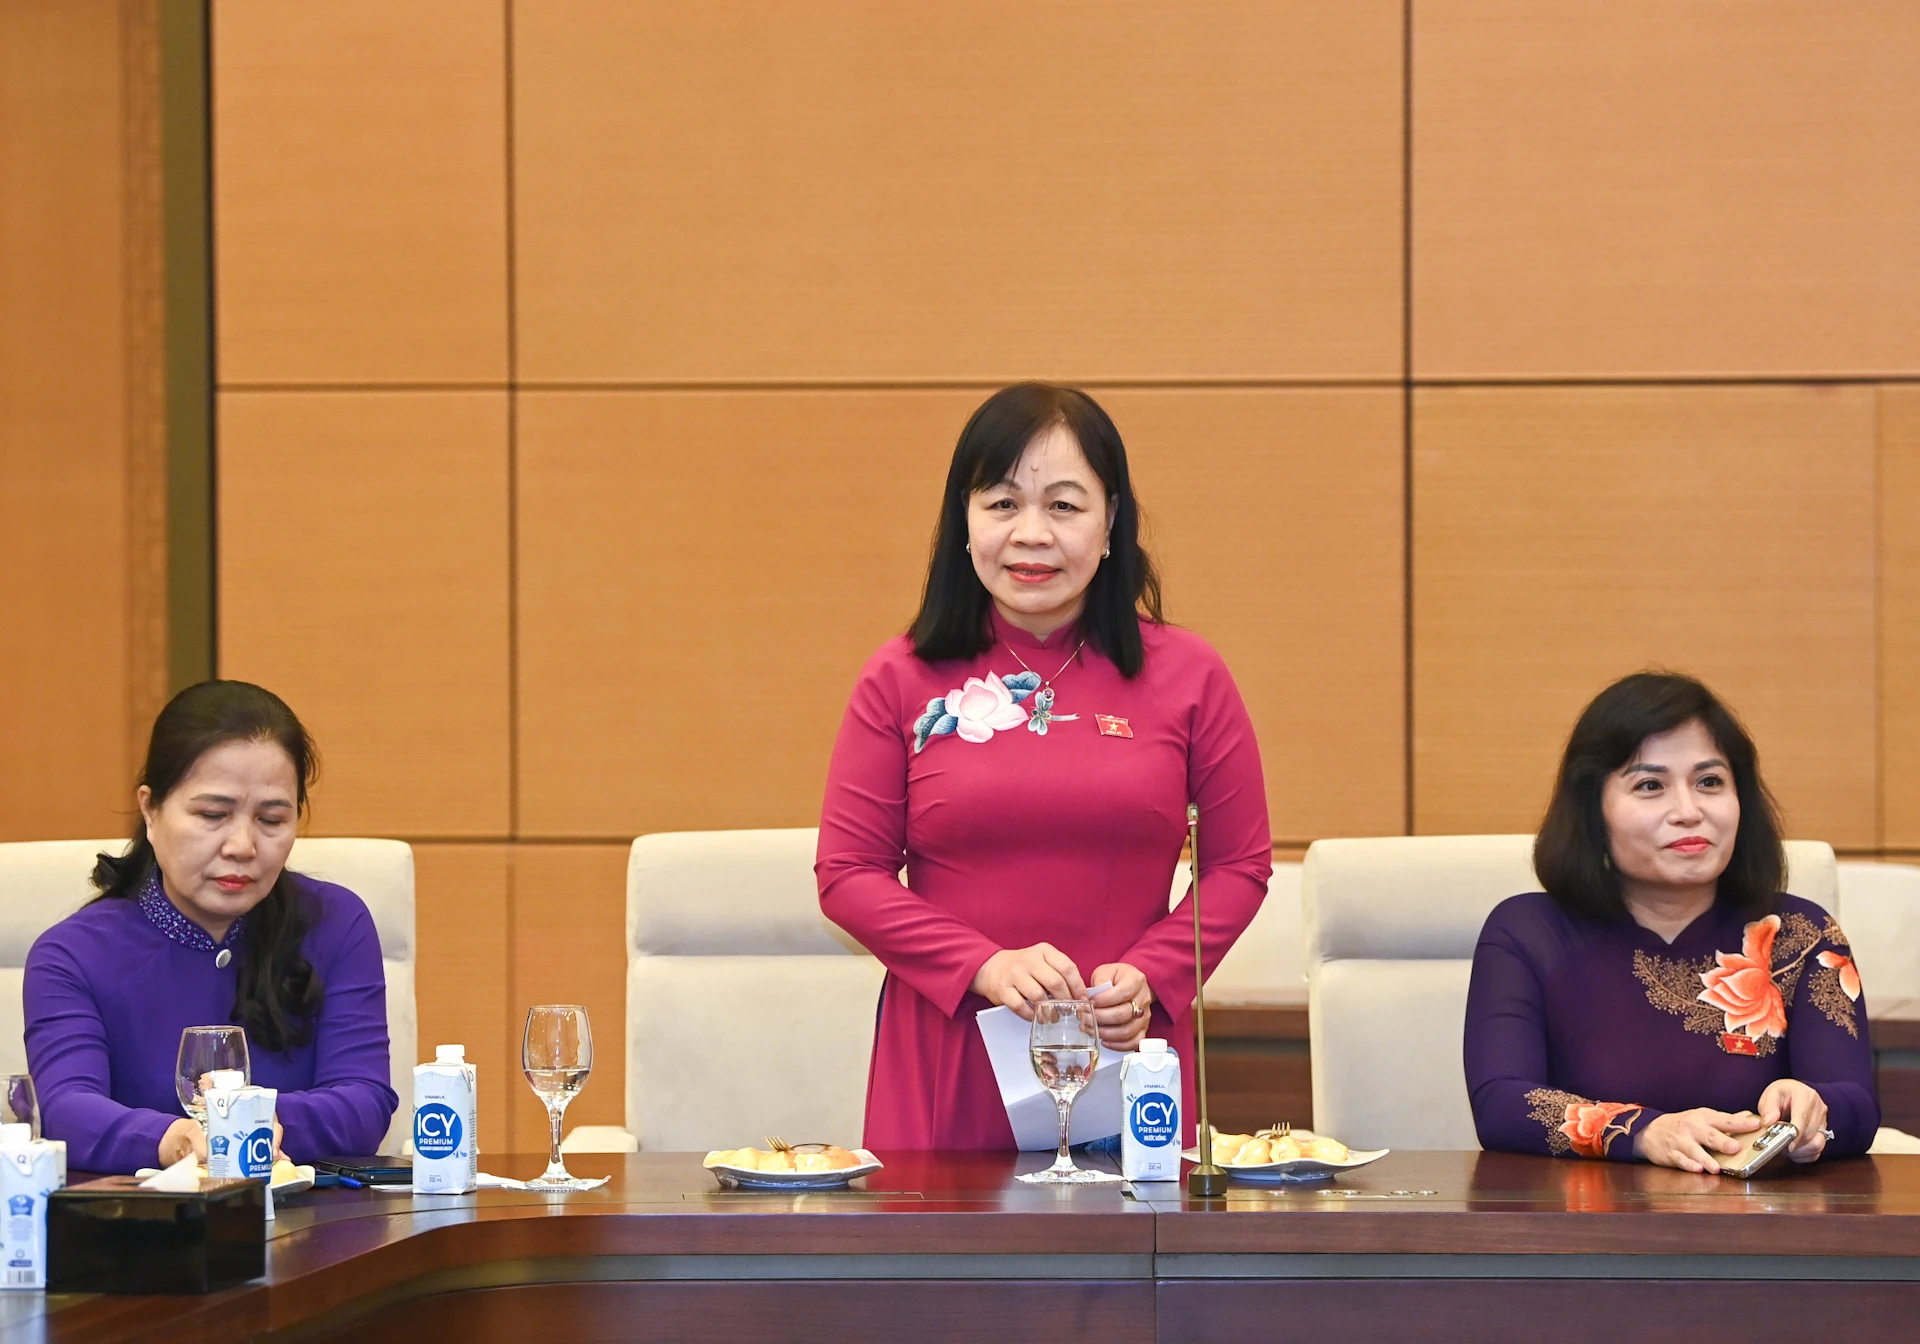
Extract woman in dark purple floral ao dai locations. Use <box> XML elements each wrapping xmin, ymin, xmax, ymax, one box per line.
<box><xmin>1465</xmin><ymin>673</ymin><xmax>1877</xmax><ymax>1171</ymax></box>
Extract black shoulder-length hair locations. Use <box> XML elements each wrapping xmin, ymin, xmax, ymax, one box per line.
<box><xmin>909</xmin><ymin>382</ymin><xmax>1163</xmax><ymax>676</ymax></box>
<box><xmin>93</xmin><ymin>680</ymin><xmax>324</xmax><ymax>1053</ymax></box>
<box><xmin>1533</xmin><ymin>671</ymin><xmax>1786</xmax><ymax>922</ymax></box>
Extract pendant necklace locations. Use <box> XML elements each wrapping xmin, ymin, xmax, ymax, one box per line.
<box><xmin>1004</xmin><ymin>636</ymin><xmax>1085</xmax><ymax>735</ymax></box>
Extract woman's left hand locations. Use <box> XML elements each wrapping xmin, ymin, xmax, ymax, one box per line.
<box><xmin>1089</xmin><ymin>963</ymin><xmax>1154</xmax><ymax>1050</ymax></box>
<box><xmin>1758</xmin><ymin>1079</ymin><xmax>1830</xmax><ymax>1162</ymax></box>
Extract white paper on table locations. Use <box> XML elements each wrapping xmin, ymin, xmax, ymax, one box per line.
<box><xmin>395</xmin><ymin>1171</ymin><xmax>610</xmax><ymax>1194</ymax></box>
<box><xmin>974</xmin><ymin>988</ymin><xmax>1127</xmax><ymax>1150</ymax></box>
<box><xmin>137</xmin><ymin>1154</ymin><xmax>201</xmax><ymax>1192</ymax></box>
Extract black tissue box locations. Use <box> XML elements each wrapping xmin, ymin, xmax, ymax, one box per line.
<box><xmin>47</xmin><ymin>1175</ymin><xmax>265</xmax><ymax>1293</ymax></box>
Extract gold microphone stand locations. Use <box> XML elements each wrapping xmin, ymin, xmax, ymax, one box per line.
<box><xmin>1185</xmin><ymin>803</ymin><xmax>1228</xmax><ymax>1198</ymax></box>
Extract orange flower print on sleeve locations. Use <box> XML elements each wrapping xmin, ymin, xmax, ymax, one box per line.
<box><xmin>1526</xmin><ymin>1089</ymin><xmax>1643</xmax><ymax>1158</ymax></box>
<box><xmin>1697</xmin><ymin>913</ymin><xmax>1788</xmax><ymax>1041</ymax></box>
<box><xmin>1816</xmin><ymin>950</ymin><xmax>1861</xmax><ymax>1001</ymax></box>
<box><xmin>1808</xmin><ymin>940</ymin><xmax>1864</xmax><ymax>1036</ymax></box>
<box><xmin>1560</xmin><ymin>1101</ymin><xmax>1642</xmax><ymax>1158</ymax></box>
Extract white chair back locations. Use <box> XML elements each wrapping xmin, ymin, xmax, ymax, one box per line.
<box><xmin>0</xmin><ymin>843</ymin><xmax>103</xmax><ymax>1083</ymax></box>
<box><xmin>1201</xmin><ymin>862</ymin><xmax>1306</xmax><ymax>1005</ymax></box>
<box><xmin>283</xmin><ymin>838</ymin><xmax>416</xmax><ymax>1155</ymax></box>
<box><xmin>1835</xmin><ymin>860</ymin><xmax>1920</xmax><ymax>1017</ymax></box>
<box><xmin>626</xmin><ymin>828</ymin><xmax>883</xmax><ymax>1151</ymax></box>
<box><xmin>0</xmin><ymin>837</ymin><xmax>415</xmax><ymax>1155</ymax></box>
<box><xmin>1303</xmin><ymin>834</ymin><xmax>1838</xmax><ymax>1152</ymax></box>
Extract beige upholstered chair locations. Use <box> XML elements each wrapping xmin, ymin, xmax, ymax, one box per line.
<box><xmin>282</xmin><ymin>839</ymin><xmax>417</xmax><ymax>1155</ymax></box>
<box><xmin>1303</xmin><ymin>834</ymin><xmax>1839</xmax><ymax>1153</ymax></box>
<box><xmin>1835</xmin><ymin>861</ymin><xmax>1920</xmax><ymax>1016</ymax></box>
<box><xmin>0</xmin><ymin>837</ymin><xmax>417</xmax><ymax>1156</ymax></box>
<box><xmin>607</xmin><ymin>830</ymin><xmax>1304</xmax><ymax>1154</ymax></box>
<box><xmin>1203</xmin><ymin>861</ymin><xmax>1306</xmax><ymax>1005</ymax></box>
<box><xmin>622</xmin><ymin>829</ymin><xmax>885</xmax><ymax>1152</ymax></box>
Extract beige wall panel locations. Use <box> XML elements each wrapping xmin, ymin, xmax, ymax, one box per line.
<box><xmin>212</xmin><ymin>0</ymin><xmax>507</xmax><ymax>384</ymax></box>
<box><xmin>411</xmin><ymin>843</ymin><xmax>511</xmax><ymax>1138</ymax></box>
<box><xmin>1413</xmin><ymin>386</ymin><xmax>1877</xmax><ymax>848</ymax></box>
<box><xmin>1883</xmin><ymin>388</ymin><xmax>1920</xmax><ymax>848</ymax></box>
<box><xmin>517</xmin><ymin>390</ymin><xmax>1396</xmax><ymax>841</ymax></box>
<box><xmin>1413</xmin><ymin>1</ymin><xmax>1920</xmax><ymax>378</ymax></box>
<box><xmin>219</xmin><ymin>392</ymin><xmax>510</xmax><ymax>836</ymax></box>
<box><xmin>513</xmin><ymin>1</ymin><xmax>1403</xmax><ymax>383</ymax></box>
<box><xmin>508</xmin><ymin>843</ymin><xmax>629</xmax><ymax>1152</ymax></box>
<box><xmin>0</xmin><ymin>0</ymin><xmax>131</xmax><ymax>840</ymax></box>
<box><xmin>1106</xmin><ymin>389</ymin><xmax>1405</xmax><ymax>842</ymax></box>
<box><xmin>517</xmin><ymin>391</ymin><xmax>970</xmax><ymax>837</ymax></box>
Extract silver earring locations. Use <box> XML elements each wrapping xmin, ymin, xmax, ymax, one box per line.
<box><xmin>1102</xmin><ymin>545</ymin><xmax>1111</xmax><ymax>558</ymax></box>
<box><xmin>965</xmin><ymin>542</ymin><xmax>971</xmax><ymax>553</ymax></box>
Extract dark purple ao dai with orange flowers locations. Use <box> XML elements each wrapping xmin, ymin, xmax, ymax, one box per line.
<box><xmin>1465</xmin><ymin>892</ymin><xmax>1879</xmax><ymax>1160</ymax></box>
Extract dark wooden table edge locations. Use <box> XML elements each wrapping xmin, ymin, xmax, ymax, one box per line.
<box><xmin>30</xmin><ymin>1152</ymin><xmax>1920</xmax><ymax>1343</ymax></box>
<box><xmin>1154</xmin><ymin>1251</ymin><xmax>1920</xmax><ymax>1280</ymax></box>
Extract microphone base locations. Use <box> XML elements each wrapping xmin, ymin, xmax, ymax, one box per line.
<box><xmin>1185</xmin><ymin>1164</ymin><xmax>1231</xmax><ymax>1198</ymax></box>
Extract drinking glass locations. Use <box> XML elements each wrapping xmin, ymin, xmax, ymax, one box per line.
<box><xmin>522</xmin><ymin>1004</ymin><xmax>607</xmax><ymax>1190</ymax></box>
<box><xmin>1017</xmin><ymin>999</ymin><xmax>1121</xmax><ymax>1185</ymax></box>
<box><xmin>176</xmin><ymin>1026</ymin><xmax>250</xmax><ymax>1125</ymax></box>
<box><xmin>1</xmin><ymin>1075</ymin><xmax>37</xmax><ymax>1139</ymax></box>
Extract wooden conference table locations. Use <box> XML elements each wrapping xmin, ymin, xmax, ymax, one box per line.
<box><xmin>10</xmin><ymin>1150</ymin><xmax>1919</xmax><ymax>1344</ymax></box>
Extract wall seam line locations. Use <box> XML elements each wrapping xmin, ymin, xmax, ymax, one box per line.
<box><xmin>503</xmin><ymin>0</ymin><xmax>520</xmax><ymax>1148</ymax></box>
<box><xmin>1401</xmin><ymin>0</ymin><xmax>1415</xmax><ymax>838</ymax></box>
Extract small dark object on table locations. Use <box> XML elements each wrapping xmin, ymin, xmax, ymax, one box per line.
<box><xmin>311</xmin><ymin>1155</ymin><xmax>412</xmax><ymax>1185</ymax></box>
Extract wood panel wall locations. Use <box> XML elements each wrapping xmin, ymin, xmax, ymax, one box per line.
<box><xmin>1</xmin><ymin>0</ymin><xmax>169</xmax><ymax>842</ymax></box>
<box><xmin>209</xmin><ymin>1</ymin><xmax>1920</xmax><ymax>1150</ymax></box>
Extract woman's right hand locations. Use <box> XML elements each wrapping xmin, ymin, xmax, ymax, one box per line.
<box><xmin>158</xmin><ymin>1117</ymin><xmax>208</xmax><ymax>1167</ymax></box>
<box><xmin>1633</xmin><ymin>1108</ymin><xmax>1761</xmax><ymax>1173</ymax></box>
<box><xmin>970</xmin><ymin>944</ymin><xmax>1088</xmax><ymax>1019</ymax></box>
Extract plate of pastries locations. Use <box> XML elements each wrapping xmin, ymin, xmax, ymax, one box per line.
<box><xmin>702</xmin><ymin>1142</ymin><xmax>883</xmax><ymax>1190</ymax></box>
<box><xmin>1184</xmin><ymin>1123</ymin><xmax>1388</xmax><ymax>1183</ymax></box>
<box><xmin>268</xmin><ymin>1158</ymin><xmax>315</xmax><ymax>1194</ymax></box>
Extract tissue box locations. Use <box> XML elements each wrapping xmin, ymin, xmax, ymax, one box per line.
<box><xmin>47</xmin><ymin>1176</ymin><xmax>265</xmax><ymax>1294</ymax></box>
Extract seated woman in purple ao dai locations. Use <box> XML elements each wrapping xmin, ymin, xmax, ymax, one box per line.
<box><xmin>24</xmin><ymin>682</ymin><xmax>397</xmax><ymax>1173</ymax></box>
<box><xmin>1465</xmin><ymin>672</ymin><xmax>1877</xmax><ymax>1171</ymax></box>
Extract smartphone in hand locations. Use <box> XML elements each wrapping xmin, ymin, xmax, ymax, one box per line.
<box><xmin>1717</xmin><ymin>1121</ymin><xmax>1797</xmax><ymax>1178</ymax></box>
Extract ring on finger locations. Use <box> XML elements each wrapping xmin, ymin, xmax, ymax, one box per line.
<box><xmin>1131</xmin><ymin>1001</ymin><xmax>1145</xmax><ymax>1020</ymax></box>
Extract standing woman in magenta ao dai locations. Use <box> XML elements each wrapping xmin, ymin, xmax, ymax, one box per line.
<box><xmin>817</xmin><ymin>383</ymin><xmax>1272</xmax><ymax>1149</ymax></box>
<box><xmin>1465</xmin><ymin>672</ymin><xmax>1877</xmax><ymax>1170</ymax></box>
<box><xmin>23</xmin><ymin>681</ymin><xmax>398</xmax><ymax>1173</ymax></box>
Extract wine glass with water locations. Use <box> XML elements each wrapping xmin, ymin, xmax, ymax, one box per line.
<box><xmin>176</xmin><ymin>1026</ymin><xmax>250</xmax><ymax>1127</ymax></box>
<box><xmin>522</xmin><ymin>1004</ymin><xmax>608</xmax><ymax>1190</ymax></box>
<box><xmin>1</xmin><ymin>1074</ymin><xmax>37</xmax><ymax>1138</ymax></box>
<box><xmin>1017</xmin><ymin>999</ymin><xmax>1122</xmax><ymax>1185</ymax></box>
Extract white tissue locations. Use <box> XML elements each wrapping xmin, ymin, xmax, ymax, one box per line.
<box><xmin>137</xmin><ymin>1153</ymin><xmax>202</xmax><ymax>1192</ymax></box>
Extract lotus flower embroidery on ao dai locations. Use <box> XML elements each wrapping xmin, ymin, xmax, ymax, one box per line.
<box><xmin>913</xmin><ymin>671</ymin><xmax>1047</xmax><ymax>751</ymax></box>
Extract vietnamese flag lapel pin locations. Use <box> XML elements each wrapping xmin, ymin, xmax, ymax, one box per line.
<box><xmin>1096</xmin><ymin>715</ymin><xmax>1133</xmax><ymax>738</ymax></box>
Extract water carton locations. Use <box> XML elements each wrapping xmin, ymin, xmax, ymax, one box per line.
<box><xmin>206</xmin><ymin>1082</ymin><xmax>279</xmax><ymax>1181</ymax></box>
<box><xmin>413</xmin><ymin>1044</ymin><xmax>478</xmax><ymax>1194</ymax></box>
<box><xmin>0</xmin><ymin>1124</ymin><xmax>66</xmax><ymax>1289</ymax></box>
<box><xmin>1120</xmin><ymin>1039</ymin><xmax>1181</xmax><ymax>1181</ymax></box>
